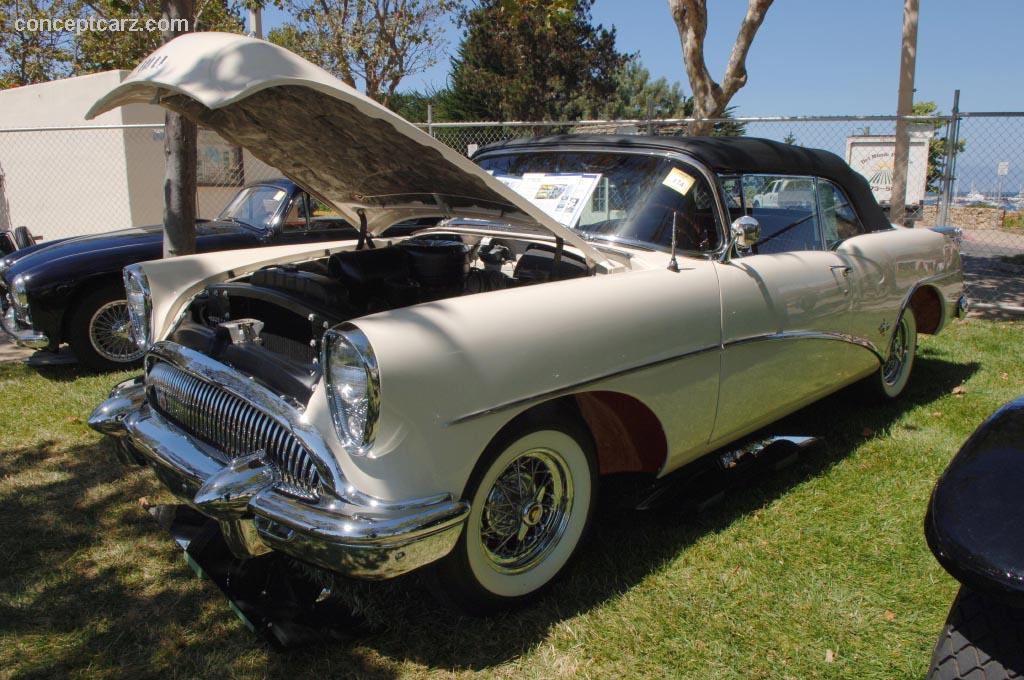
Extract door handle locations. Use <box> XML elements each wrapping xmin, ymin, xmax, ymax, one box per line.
<box><xmin>830</xmin><ymin>265</ymin><xmax>852</xmax><ymax>295</ymax></box>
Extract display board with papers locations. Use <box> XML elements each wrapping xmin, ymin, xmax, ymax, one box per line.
<box><xmin>493</xmin><ymin>173</ymin><xmax>602</xmax><ymax>227</ymax></box>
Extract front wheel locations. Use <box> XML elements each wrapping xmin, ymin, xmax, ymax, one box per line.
<box><xmin>68</xmin><ymin>283</ymin><xmax>144</xmax><ymax>372</ymax></box>
<box><xmin>928</xmin><ymin>586</ymin><xmax>1024</xmax><ymax>679</ymax></box>
<box><xmin>434</xmin><ymin>412</ymin><xmax>597</xmax><ymax>615</ymax></box>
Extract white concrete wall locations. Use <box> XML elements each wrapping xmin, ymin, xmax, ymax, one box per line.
<box><xmin>0</xmin><ymin>71</ymin><xmax>283</xmax><ymax>240</ymax></box>
<box><xmin>0</xmin><ymin>71</ymin><xmax>135</xmax><ymax>239</ymax></box>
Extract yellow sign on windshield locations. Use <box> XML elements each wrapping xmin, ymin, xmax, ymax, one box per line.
<box><xmin>662</xmin><ymin>168</ymin><xmax>696</xmax><ymax>196</ymax></box>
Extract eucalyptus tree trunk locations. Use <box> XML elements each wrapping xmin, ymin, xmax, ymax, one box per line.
<box><xmin>669</xmin><ymin>0</ymin><xmax>773</xmax><ymax>136</ymax></box>
<box><xmin>160</xmin><ymin>0</ymin><xmax>197</xmax><ymax>257</ymax></box>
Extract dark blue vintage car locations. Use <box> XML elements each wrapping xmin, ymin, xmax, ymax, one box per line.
<box><xmin>0</xmin><ymin>178</ymin><xmax>363</xmax><ymax>370</ymax></box>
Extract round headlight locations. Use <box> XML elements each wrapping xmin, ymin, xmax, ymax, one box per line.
<box><xmin>323</xmin><ymin>327</ymin><xmax>379</xmax><ymax>454</ymax></box>
<box><xmin>123</xmin><ymin>264</ymin><xmax>152</xmax><ymax>349</ymax></box>
<box><xmin>11</xmin><ymin>275</ymin><xmax>30</xmax><ymax>312</ymax></box>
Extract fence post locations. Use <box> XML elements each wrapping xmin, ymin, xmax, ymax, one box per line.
<box><xmin>646</xmin><ymin>99</ymin><xmax>654</xmax><ymax>136</ymax></box>
<box><xmin>427</xmin><ymin>104</ymin><xmax>434</xmax><ymax>138</ymax></box>
<box><xmin>937</xmin><ymin>89</ymin><xmax>960</xmax><ymax>226</ymax></box>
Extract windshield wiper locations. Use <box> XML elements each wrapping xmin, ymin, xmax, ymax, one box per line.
<box><xmin>221</xmin><ymin>216</ymin><xmax>260</xmax><ymax>230</ymax></box>
<box><xmin>577</xmin><ymin>232</ymin><xmax>656</xmax><ymax>252</ymax></box>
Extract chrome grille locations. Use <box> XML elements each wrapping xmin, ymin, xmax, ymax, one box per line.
<box><xmin>147</xmin><ymin>361</ymin><xmax>321</xmax><ymax>500</ymax></box>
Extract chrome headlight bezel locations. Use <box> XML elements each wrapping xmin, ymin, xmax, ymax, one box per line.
<box><xmin>322</xmin><ymin>326</ymin><xmax>380</xmax><ymax>456</ymax></box>
<box><xmin>123</xmin><ymin>264</ymin><xmax>153</xmax><ymax>350</ymax></box>
<box><xmin>11</xmin><ymin>275</ymin><xmax>31</xmax><ymax>321</ymax></box>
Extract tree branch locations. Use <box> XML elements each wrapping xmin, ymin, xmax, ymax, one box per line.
<box><xmin>669</xmin><ymin>0</ymin><xmax>772</xmax><ymax>133</ymax></box>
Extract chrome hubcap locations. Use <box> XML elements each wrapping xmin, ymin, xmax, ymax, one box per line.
<box><xmin>882</xmin><ymin>316</ymin><xmax>910</xmax><ymax>385</ymax></box>
<box><xmin>480</xmin><ymin>448</ymin><xmax>573</xmax><ymax>574</ymax></box>
<box><xmin>89</xmin><ymin>300</ymin><xmax>144</xmax><ymax>363</ymax></box>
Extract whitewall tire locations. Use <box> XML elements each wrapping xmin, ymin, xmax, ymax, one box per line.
<box><xmin>435</xmin><ymin>412</ymin><xmax>597</xmax><ymax>614</ymax></box>
<box><xmin>861</xmin><ymin>308</ymin><xmax>917</xmax><ymax>401</ymax></box>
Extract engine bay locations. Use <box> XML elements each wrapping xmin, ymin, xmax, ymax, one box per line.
<box><xmin>166</xmin><ymin>235</ymin><xmax>593</xmax><ymax>401</ymax></box>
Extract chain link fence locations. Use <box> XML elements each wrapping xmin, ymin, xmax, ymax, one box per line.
<box><xmin>0</xmin><ymin>113</ymin><xmax>1021</xmax><ymax>312</ymax></box>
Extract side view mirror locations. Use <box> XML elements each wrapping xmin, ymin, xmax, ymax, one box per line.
<box><xmin>730</xmin><ymin>215</ymin><xmax>761</xmax><ymax>249</ymax></box>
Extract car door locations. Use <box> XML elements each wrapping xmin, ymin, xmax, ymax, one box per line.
<box><xmin>710</xmin><ymin>174</ymin><xmax>869</xmax><ymax>447</ymax></box>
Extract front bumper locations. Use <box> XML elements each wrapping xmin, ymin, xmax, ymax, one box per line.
<box><xmin>90</xmin><ymin>375</ymin><xmax>469</xmax><ymax>580</ymax></box>
<box><xmin>1</xmin><ymin>304</ymin><xmax>49</xmax><ymax>349</ymax></box>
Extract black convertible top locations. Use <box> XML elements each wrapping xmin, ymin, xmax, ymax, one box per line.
<box><xmin>475</xmin><ymin>135</ymin><xmax>891</xmax><ymax>233</ymax></box>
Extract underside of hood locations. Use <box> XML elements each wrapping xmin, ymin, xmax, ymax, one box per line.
<box><xmin>87</xmin><ymin>32</ymin><xmax>611</xmax><ymax>270</ymax></box>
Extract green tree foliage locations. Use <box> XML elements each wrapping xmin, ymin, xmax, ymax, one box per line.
<box><xmin>268</xmin><ymin>0</ymin><xmax>456</xmax><ymax>107</ymax></box>
<box><xmin>913</xmin><ymin>100</ymin><xmax>965</xmax><ymax>194</ymax></box>
<box><xmin>588</xmin><ymin>56</ymin><xmax>744</xmax><ymax>136</ymax></box>
<box><xmin>0</xmin><ymin>0</ymin><xmax>243</xmax><ymax>88</ymax></box>
<box><xmin>592</xmin><ymin>57</ymin><xmax>688</xmax><ymax>120</ymax></box>
<box><xmin>0</xmin><ymin>0</ymin><xmax>75</xmax><ymax>87</ymax></box>
<box><xmin>73</xmin><ymin>0</ymin><xmax>244</xmax><ymax>74</ymax></box>
<box><xmin>444</xmin><ymin>0</ymin><xmax>626</xmax><ymax>121</ymax></box>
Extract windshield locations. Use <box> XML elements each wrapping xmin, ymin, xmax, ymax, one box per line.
<box><xmin>217</xmin><ymin>185</ymin><xmax>290</xmax><ymax>229</ymax></box>
<box><xmin>476</xmin><ymin>151</ymin><xmax>722</xmax><ymax>253</ymax></box>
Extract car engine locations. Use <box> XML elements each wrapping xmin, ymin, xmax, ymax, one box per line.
<box><xmin>164</xmin><ymin>237</ymin><xmax>589</xmax><ymax>402</ymax></box>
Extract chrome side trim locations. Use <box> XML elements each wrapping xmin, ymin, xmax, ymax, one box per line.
<box><xmin>448</xmin><ymin>329</ymin><xmax>886</xmax><ymax>426</ymax></box>
<box><xmin>446</xmin><ymin>343</ymin><xmax>722</xmax><ymax>426</ymax></box>
<box><xmin>726</xmin><ymin>330</ymin><xmax>885</xmax><ymax>363</ymax></box>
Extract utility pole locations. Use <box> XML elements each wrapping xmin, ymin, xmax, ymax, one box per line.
<box><xmin>890</xmin><ymin>0</ymin><xmax>919</xmax><ymax>225</ymax></box>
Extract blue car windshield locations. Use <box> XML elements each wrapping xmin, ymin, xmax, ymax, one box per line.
<box><xmin>217</xmin><ymin>185</ymin><xmax>290</xmax><ymax>230</ymax></box>
<box><xmin>476</xmin><ymin>151</ymin><xmax>722</xmax><ymax>253</ymax></box>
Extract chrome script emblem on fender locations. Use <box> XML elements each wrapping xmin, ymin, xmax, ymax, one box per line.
<box><xmin>879</xmin><ymin>320</ymin><xmax>892</xmax><ymax>335</ymax></box>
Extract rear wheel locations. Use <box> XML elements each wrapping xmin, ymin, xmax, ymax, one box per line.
<box><xmin>928</xmin><ymin>586</ymin><xmax>1024</xmax><ymax>679</ymax></box>
<box><xmin>68</xmin><ymin>283</ymin><xmax>144</xmax><ymax>371</ymax></box>
<box><xmin>434</xmin><ymin>410</ymin><xmax>597</xmax><ymax>615</ymax></box>
<box><xmin>862</xmin><ymin>308</ymin><xmax>917</xmax><ymax>401</ymax></box>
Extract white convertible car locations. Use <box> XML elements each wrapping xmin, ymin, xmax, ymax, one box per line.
<box><xmin>89</xmin><ymin>33</ymin><xmax>966</xmax><ymax>615</ymax></box>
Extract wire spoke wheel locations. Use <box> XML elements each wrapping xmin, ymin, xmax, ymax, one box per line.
<box><xmin>883</xmin><ymin>315</ymin><xmax>911</xmax><ymax>385</ymax></box>
<box><xmin>479</xmin><ymin>448</ymin><xmax>573</xmax><ymax>575</ymax></box>
<box><xmin>88</xmin><ymin>300</ymin><xmax>143</xmax><ymax>363</ymax></box>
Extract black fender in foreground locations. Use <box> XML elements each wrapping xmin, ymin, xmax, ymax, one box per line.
<box><xmin>926</xmin><ymin>395</ymin><xmax>1024</xmax><ymax>605</ymax></box>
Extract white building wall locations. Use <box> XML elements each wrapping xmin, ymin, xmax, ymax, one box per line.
<box><xmin>0</xmin><ymin>71</ymin><xmax>282</xmax><ymax>240</ymax></box>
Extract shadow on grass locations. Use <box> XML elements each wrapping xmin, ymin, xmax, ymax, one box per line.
<box><xmin>0</xmin><ymin>352</ymin><xmax>978</xmax><ymax>677</ymax></box>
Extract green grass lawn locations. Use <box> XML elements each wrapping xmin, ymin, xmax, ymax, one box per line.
<box><xmin>1</xmin><ymin>318</ymin><xmax>1023</xmax><ymax>679</ymax></box>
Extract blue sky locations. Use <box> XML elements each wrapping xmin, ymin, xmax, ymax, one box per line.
<box><xmin>261</xmin><ymin>0</ymin><xmax>1024</xmax><ymax>116</ymax></box>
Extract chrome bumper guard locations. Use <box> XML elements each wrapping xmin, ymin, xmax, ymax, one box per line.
<box><xmin>89</xmin><ymin>347</ymin><xmax>469</xmax><ymax>580</ymax></box>
<box><xmin>1</xmin><ymin>305</ymin><xmax>48</xmax><ymax>349</ymax></box>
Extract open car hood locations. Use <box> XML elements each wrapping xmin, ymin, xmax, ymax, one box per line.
<box><xmin>87</xmin><ymin>32</ymin><xmax>612</xmax><ymax>270</ymax></box>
